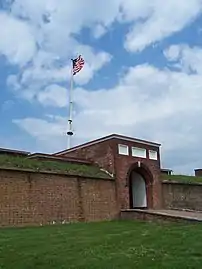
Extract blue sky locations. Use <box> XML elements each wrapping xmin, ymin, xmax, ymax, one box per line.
<box><xmin>1</xmin><ymin>0</ymin><xmax>202</xmax><ymax>174</ymax></box>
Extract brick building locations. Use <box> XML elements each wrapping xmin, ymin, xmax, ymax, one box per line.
<box><xmin>55</xmin><ymin>134</ymin><xmax>162</xmax><ymax>211</ymax></box>
<box><xmin>194</xmin><ymin>169</ymin><xmax>202</xmax><ymax>177</ymax></box>
<box><xmin>2</xmin><ymin>134</ymin><xmax>202</xmax><ymax>227</ymax></box>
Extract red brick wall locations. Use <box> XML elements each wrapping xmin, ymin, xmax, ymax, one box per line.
<box><xmin>81</xmin><ymin>178</ymin><xmax>118</xmax><ymax>221</ymax></box>
<box><xmin>0</xmin><ymin>168</ymin><xmax>117</xmax><ymax>227</ymax></box>
<box><xmin>58</xmin><ymin>140</ymin><xmax>116</xmax><ymax>175</ymax></box>
<box><xmin>58</xmin><ymin>137</ymin><xmax>162</xmax><ymax>211</ymax></box>
<box><xmin>162</xmin><ymin>181</ymin><xmax>202</xmax><ymax>211</ymax></box>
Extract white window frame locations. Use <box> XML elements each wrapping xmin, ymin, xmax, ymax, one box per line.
<box><xmin>131</xmin><ymin>147</ymin><xmax>146</xmax><ymax>158</ymax></box>
<box><xmin>118</xmin><ymin>144</ymin><xmax>129</xmax><ymax>156</ymax></box>
<box><xmin>149</xmin><ymin>150</ymin><xmax>158</xmax><ymax>160</ymax></box>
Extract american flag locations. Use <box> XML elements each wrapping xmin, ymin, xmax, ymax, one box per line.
<box><xmin>71</xmin><ymin>55</ymin><xmax>85</xmax><ymax>75</ymax></box>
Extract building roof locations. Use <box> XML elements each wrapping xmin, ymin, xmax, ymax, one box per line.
<box><xmin>54</xmin><ymin>133</ymin><xmax>161</xmax><ymax>156</ymax></box>
<box><xmin>161</xmin><ymin>168</ymin><xmax>173</xmax><ymax>172</ymax></box>
<box><xmin>0</xmin><ymin>147</ymin><xmax>30</xmax><ymax>156</ymax></box>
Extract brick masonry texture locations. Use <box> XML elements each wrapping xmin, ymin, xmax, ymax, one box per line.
<box><xmin>59</xmin><ymin>137</ymin><xmax>162</xmax><ymax>210</ymax></box>
<box><xmin>0</xmin><ymin>169</ymin><xmax>118</xmax><ymax>227</ymax></box>
<box><xmin>162</xmin><ymin>182</ymin><xmax>202</xmax><ymax>212</ymax></box>
<box><xmin>59</xmin><ymin>140</ymin><xmax>116</xmax><ymax>175</ymax></box>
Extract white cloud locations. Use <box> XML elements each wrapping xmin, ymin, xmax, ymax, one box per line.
<box><xmin>7</xmin><ymin>44</ymin><xmax>111</xmax><ymax>103</ymax></box>
<box><xmin>7</xmin><ymin>75</ymin><xmax>21</xmax><ymax>91</ymax></box>
<box><xmin>2</xmin><ymin>1</ymin><xmax>114</xmax><ymax>104</ymax></box>
<box><xmin>13</xmin><ymin>116</ymin><xmax>67</xmax><ymax>152</ymax></box>
<box><xmin>11</xmin><ymin>0</ymin><xmax>121</xmax><ymax>34</ymax></box>
<box><xmin>3</xmin><ymin>0</ymin><xmax>201</xmax><ymax>68</ymax></box>
<box><xmin>92</xmin><ymin>25</ymin><xmax>107</xmax><ymax>39</ymax></box>
<box><xmin>0</xmin><ymin>12</ymin><xmax>36</xmax><ymax>66</ymax></box>
<box><xmin>2</xmin><ymin>0</ymin><xmax>202</xmax><ymax>100</ymax></box>
<box><xmin>10</xmin><ymin>0</ymin><xmax>121</xmax><ymax>58</ymax></box>
<box><xmin>14</xmin><ymin>116</ymin><xmax>66</xmax><ymax>138</ymax></box>
<box><xmin>37</xmin><ymin>84</ymin><xmax>67</xmax><ymax>107</ymax></box>
<box><xmin>123</xmin><ymin>0</ymin><xmax>202</xmax><ymax>52</ymax></box>
<box><xmin>164</xmin><ymin>45</ymin><xmax>181</xmax><ymax>61</ymax></box>
<box><xmin>17</xmin><ymin>44</ymin><xmax>111</xmax><ymax>87</ymax></box>
<box><xmin>74</xmin><ymin>65</ymin><xmax>202</xmax><ymax>131</ymax></box>
<box><xmin>165</xmin><ymin>44</ymin><xmax>202</xmax><ymax>74</ymax></box>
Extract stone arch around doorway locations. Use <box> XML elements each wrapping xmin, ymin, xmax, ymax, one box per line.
<box><xmin>127</xmin><ymin>162</ymin><xmax>154</xmax><ymax>209</ymax></box>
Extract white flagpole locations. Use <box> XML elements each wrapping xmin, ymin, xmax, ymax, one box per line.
<box><xmin>67</xmin><ymin>63</ymin><xmax>74</xmax><ymax>149</ymax></box>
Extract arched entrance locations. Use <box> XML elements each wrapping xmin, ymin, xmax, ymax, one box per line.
<box><xmin>131</xmin><ymin>171</ymin><xmax>147</xmax><ymax>208</ymax></box>
<box><xmin>128</xmin><ymin>163</ymin><xmax>153</xmax><ymax>209</ymax></box>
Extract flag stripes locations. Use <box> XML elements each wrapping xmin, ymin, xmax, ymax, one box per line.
<box><xmin>71</xmin><ymin>55</ymin><xmax>85</xmax><ymax>75</ymax></box>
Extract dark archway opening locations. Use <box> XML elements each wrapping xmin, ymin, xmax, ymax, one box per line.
<box><xmin>128</xmin><ymin>164</ymin><xmax>153</xmax><ymax>209</ymax></box>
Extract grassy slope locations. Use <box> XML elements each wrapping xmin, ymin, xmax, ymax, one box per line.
<box><xmin>0</xmin><ymin>221</ymin><xmax>202</xmax><ymax>269</ymax></box>
<box><xmin>162</xmin><ymin>174</ymin><xmax>202</xmax><ymax>184</ymax></box>
<box><xmin>0</xmin><ymin>155</ymin><xmax>111</xmax><ymax>179</ymax></box>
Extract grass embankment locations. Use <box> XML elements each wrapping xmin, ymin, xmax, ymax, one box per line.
<box><xmin>0</xmin><ymin>155</ymin><xmax>111</xmax><ymax>179</ymax></box>
<box><xmin>162</xmin><ymin>174</ymin><xmax>202</xmax><ymax>184</ymax></box>
<box><xmin>0</xmin><ymin>221</ymin><xmax>202</xmax><ymax>268</ymax></box>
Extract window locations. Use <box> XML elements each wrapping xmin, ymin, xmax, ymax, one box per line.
<box><xmin>149</xmin><ymin>150</ymin><xmax>158</xmax><ymax>160</ymax></box>
<box><xmin>132</xmin><ymin>147</ymin><xmax>146</xmax><ymax>158</ymax></box>
<box><xmin>118</xmin><ymin>144</ymin><xmax>129</xmax><ymax>155</ymax></box>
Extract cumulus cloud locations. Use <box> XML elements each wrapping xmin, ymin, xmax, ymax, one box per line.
<box><xmin>7</xmin><ymin>43</ymin><xmax>111</xmax><ymax>103</ymax></box>
<box><xmin>2</xmin><ymin>0</ymin><xmax>114</xmax><ymax>104</ymax></box>
<box><xmin>37</xmin><ymin>84</ymin><xmax>67</xmax><ymax>107</ymax></box>
<box><xmin>123</xmin><ymin>0</ymin><xmax>202</xmax><ymax>52</ymax></box>
<box><xmin>164</xmin><ymin>45</ymin><xmax>181</xmax><ymax>62</ymax></box>
<box><xmin>92</xmin><ymin>25</ymin><xmax>107</xmax><ymax>39</ymax></box>
<box><xmin>14</xmin><ymin>116</ymin><xmax>66</xmax><ymax>138</ymax></box>
<box><xmin>2</xmin><ymin>0</ymin><xmax>202</xmax><ymax>69</ymax></box>
<box><xmin>0</xmin><ymin>12</ymin><xmax>36</xmax><ymax>66</ymax></box>
<box><xmin>2</xmin><ymin>0</ymin><xmax>202</xmax><ymax>99</ymax></box>
<box><xmin>13</xmin><ymin>116</ymin><xmax>67</xmax><ymax>152</ymax></box>
<box><xmin>18</xmin><ymin>45</ymin><xmax>111</xmax><ymax>86</ymax></box>
<box><xmin>165</xmin><ymin>44</ymin><xmax>202</xmax><ymax>74</ymax></box>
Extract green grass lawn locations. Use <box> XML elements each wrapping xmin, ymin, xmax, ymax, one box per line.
<box><xmin>0</xmin><ymin>221</ymin><xmax>202</xmax><ymax>269</ymax></box>
<box><xmin>0</xmin><ymin>155</ymin><xmax>111</xmax><ymax>179</ymax></box>
<box><xmin>162</xmin><ymin>174</ymin><xmax>202</xmax><ymax>184</ymax></box>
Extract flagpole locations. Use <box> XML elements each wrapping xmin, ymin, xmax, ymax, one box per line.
<box><xmin>67</xmin><ymin>62</ymin><xmax>74</xmax><ymax>149</ymax></box>
<box><xmin>66</xmin><ymin>55</ymin><xmax>84</xmax><ymax>149</ymax></box>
